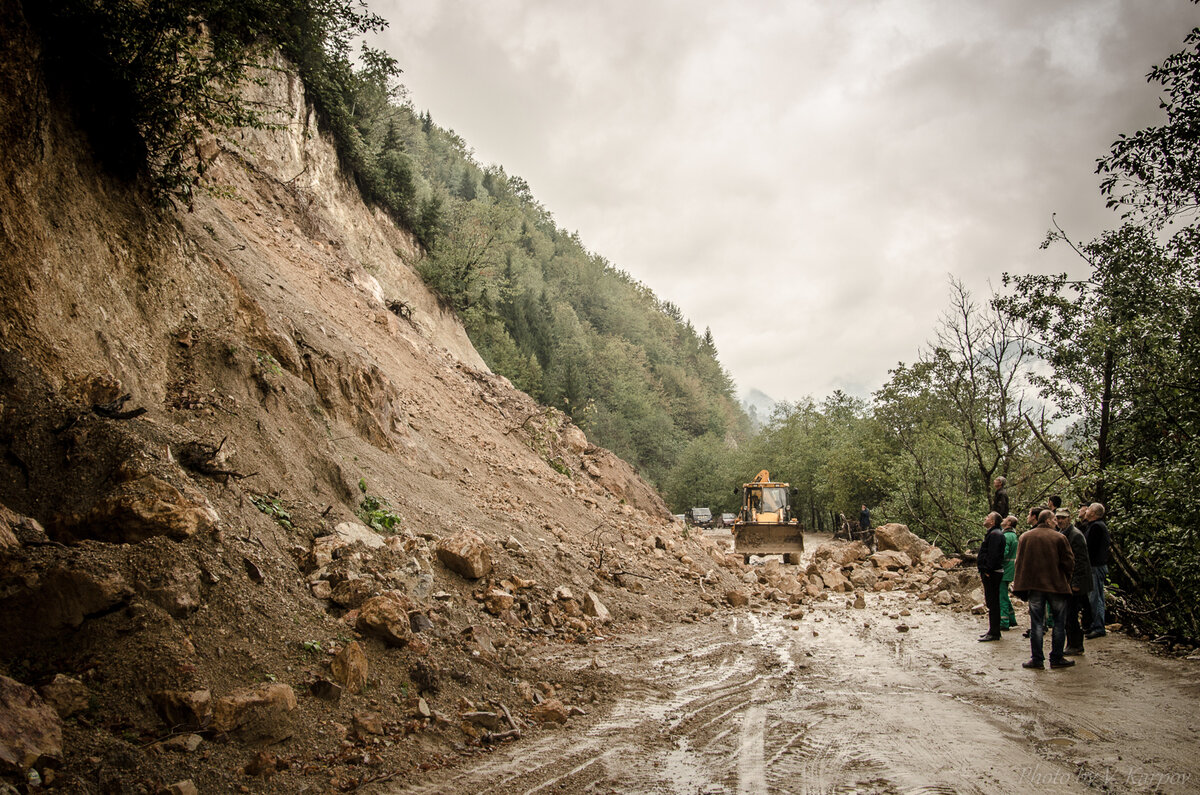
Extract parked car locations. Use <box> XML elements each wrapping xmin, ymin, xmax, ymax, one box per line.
<box><xmin>721</xmin><ymin>513</ymin><xmax>736</xmax><ymax>527</ymax></box>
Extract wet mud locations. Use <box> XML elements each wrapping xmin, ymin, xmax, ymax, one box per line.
<box><xmin>379</xmin><ymin>539</ymin><xmax>1200</xmax><ymax>795</ymax></box>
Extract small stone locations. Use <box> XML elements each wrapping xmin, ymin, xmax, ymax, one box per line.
<box><xmin>159</xmin><ymin>733</ymin><xmax>203</xmax><ymax>753</ymax></box>
<box><xmin>167</xmin><ymin>781</ymin><xmax>198</xmax><ymax>795</ymax></box>
<box><xmin>352</xmin><ymin>710</ymin><xmax>384</xmax><ymax>738</ymax></box>
<box><xmin>484</xmin><ymin>589</ymin><xmax>515</xmax><ymax>615</ymax></box>
<box><xmin>331</xmin><ymin>641</ymin><xmax>368</xmax><ymax>694</ymax></box>
<box><xmin>853</xmin><ymin>592</ymin><xmax>866</xmax><ymax>609</ymax></box>
<box><xmin>897</xmin><ymin>624</ymin><xmax>910</xmax><ymax>632</ymax></box>
<box><xmin>311</xmin><ymin>580</ymin><xmax>332</xmax><ymax>599</ymax></box>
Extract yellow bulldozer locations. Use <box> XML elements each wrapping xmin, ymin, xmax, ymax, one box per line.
<box><xmin>733</xmin><ymin>470</ymin><xmax>804</xmax><ymax>564</ymax></box>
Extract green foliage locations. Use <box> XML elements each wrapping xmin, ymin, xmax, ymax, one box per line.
<box><xmin>356</xmin><ymin>487</ymin><xmax>402</xmax><ymax>534</ymax></box>
<box><xmin>251</xmin><ymin>494</ymin><xmax>293</xmax><ymax>530</ymax></box>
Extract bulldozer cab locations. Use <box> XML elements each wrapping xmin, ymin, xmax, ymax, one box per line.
<box><xmin>733</xmin><ymin>470</ymin><xmax>803</xmax><ymax>564</ymax></box>
<box><xmin>743</xmin><ymin>483</ymin><xmax>789</xmax><ymax>523</ymax></box>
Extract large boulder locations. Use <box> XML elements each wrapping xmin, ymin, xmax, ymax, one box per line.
<box><xmin>211</xmin><ymin>684</ymin><xmax>296</xmax><ymax>742</ymax></box>
<box><xmin>874</xmin><ymin>523</ymin><xmax>931</xmax><ymax>560</ymax></box>
<box><xmin>74</xmin><ymin>476</ymin><xmax>219</xmax><ymax>543</ymax></box>
<box><xmin>436</xmin><ymin>531</ymin><xmax>492</xmax><ymax>579</ymax></box>
<box><xmin>870</xmin><ymin>550</ymin><xmax>913</xmax><ymax>571</ymax></box>
<box><xmin>0</xmin><ymin>675</ymin><xmax>62</xmax><ymax>773</ymax></box>
<box><xmin>820</xmin><ymin>569</ymin><xmax>852</xmax><ymax>592</ymax></box>
<box><xmin>356</xmin><ymin>592</ymin><xmax>413</xmax><ymax>646</ymax></box>
<box><xmin>813</xmin><ymin>541</ymin><xmax>871</xmax><ymax>568</ymax></box>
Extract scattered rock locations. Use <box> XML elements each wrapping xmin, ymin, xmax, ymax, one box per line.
<box><xmin>331</xmin><ymin>641</ymin><xmax>368</xmax><ymax>694</ymax></box>
<box><xmin>530</xmin><ymin>699</ymin><xmax>569</xmax><ymax>724</ymax></box>
<box><xmin>932</xmin><ymin>590</ymin><xmax>954</xmax><ymax>606</ymax></box>
<box><xmin>853</xmin><ymin>592</ymin><xmax>866</xmax><ymax>609</ymax></box>
<box><xmin>874</xmin><ymin>523</ymin><xmax>931</xmax><ymax>560</ymax></box>
<box><xmin>356</xmin><ymin>593</ymin><xmax>413</xmax><ymax>647</ymax></box>
<box><xmin>310</xmin><ymin>680</ymin><xmax>343</xmax><ymax>702</ymax></box>
<box><xmin>583</xmin><ymin>591</ymin><xmax>611</xmax><ymax>623</ymax></box>
<box><xmin>152</xmin><ymin>690</ymin><xmax>212</xmax><ymax>730</ymax></box>
<box><xmin>484</xmin><ymin>589</ymin><xmax>515</xmax><ymax>615</ymax></box>
<box><xmin>211</xmin><ymin>684</ymin><xmax>297</xmax><ymax>742</ymax></box>
<box><xmin>352</xmin><ymin>710</ymin><xmax>384</xmax><ymax>738</ymax></box>
<box><xmin>331</xmin><ymin>577</ymin><xmax>378</xmax><ymax>608</ymax></box>
<box><xmin>38</xmin><ymin>675</ymin><xmax>89</xmax><ymax>719</ymax></box>
<box><xmin>158</xmin><ymin>734</ymin><xmax>203</xmax><ymax>753</ymax></box>
<box><xmin>334</xmin><ymin>521</ymin><xmax>386</xmax><ymax>550</ymax></box>
<box><xmin>725</xmin><ymin>591</ymin><xmax>749</xmax><ymax>608</ymax></box>
<box><xmin>311</xmin><ymin>580</ymin><xmax>332</xmax><ymax>599</ymax></box>
<box><xmin>436</xmin><ymin>531</ymin><xmax>493</xmax><ymax>579</ymax></box>
<box><xmin>167</xmin><ymin>781</ymin><xmax>199</xmax><ymax>795</ymax></box>
<box><xmin>0</xmin><ymin>675</ymin><xmax>62</xmax><ymax>773</ymax></box>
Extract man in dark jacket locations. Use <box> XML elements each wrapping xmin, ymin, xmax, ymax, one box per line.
<box><xmin>1013</xmin><ymin>509</ymin><xmax>1075</xmax><ymax>669</ymax></box>
<box><xmin>1055</xmin><ymin>508</ymin><xmax>1093</xmax><ymax>655</ymax></box>
<box><xmin>991</xmin><ymin>476</ymin><xmax>1009</xmax><ymax>518</ymax></box>
<box><xmin>977</xmin><ymin>512</ymin><xmax>1006</xmax><ymax>641</ymax></box>
<box><xmin>1085</xmin><ymin>503</ymin><xmax>1110</xmax><ymax>638</ymax></box>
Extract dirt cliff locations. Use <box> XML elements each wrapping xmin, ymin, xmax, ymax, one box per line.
<box><xmin>0</xmin><ymin>7</ymin><xmax>751</xmax><ymax>792</ymax></box>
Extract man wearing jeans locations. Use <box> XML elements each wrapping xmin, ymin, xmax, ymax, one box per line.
<box><xmin>1013</xmin><ymin>509</ymin><xmax>1076</xmax><ymax>669</ymax></box>
<box><xmin>1085</xmin><ymin>503</ymin><xmax>1110</xmax><ymax>638</ymax></box>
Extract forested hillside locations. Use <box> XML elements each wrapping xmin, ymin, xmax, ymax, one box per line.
<box><xmin>346</xmin><ymin>94</ymin><xmax>750</xmax><ymax>485</ymax></box>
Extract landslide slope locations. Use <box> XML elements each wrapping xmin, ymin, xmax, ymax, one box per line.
<box><xmin>0</xmin><ymin>9</ymin><xmax>747</xmax><ymax>792</ymax></box>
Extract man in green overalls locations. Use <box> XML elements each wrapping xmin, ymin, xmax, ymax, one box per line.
<box><xmin>1000</xmin><ymin>515</ymin><xmax>1019</xmax><ymax>630</ymax></box>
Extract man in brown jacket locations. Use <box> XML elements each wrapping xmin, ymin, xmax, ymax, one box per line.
<box><xmin>1013</xmin><ymin>509</ymin><xmax>1076</xmax><ymax>669</ymax></box>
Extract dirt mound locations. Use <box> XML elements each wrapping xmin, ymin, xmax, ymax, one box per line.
<box><xmin>0</xmin><ymin>10</ymin><xmax>750</xmax><ymax>792</ymax></box>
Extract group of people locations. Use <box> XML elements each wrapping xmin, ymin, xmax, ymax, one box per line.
<box><xmin>976</xmin><ymin>477</ymin><xmax>1110</xmax><ymax>670</ymax></box>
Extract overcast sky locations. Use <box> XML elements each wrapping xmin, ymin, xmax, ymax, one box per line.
<box><xmin>369</xmin><ymin>0</ymin><xmax>1199</xmax><ymax>405</ymax></box>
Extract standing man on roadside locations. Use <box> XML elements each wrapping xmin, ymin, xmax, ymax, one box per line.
<box><xmin>1055</xmin><ymin>508</ymin><xmax>1093</xmax><ymax>655</ymax></box>
<box><xmin>859</xmin><ymin>504</ymin><xmax>870</xmax><ymax>536</ymax></box>
<box><xmin>1013</xmin><ymin>509</ymin><xmax>1076</xmax><ymax>669</ymax></box>
<box><xmin>991</xmin><ymin>476</ymin><xmax>1010</xmax><ymax>519</ymax></box>
<box><xmin>977</xmin><ymin>512</ymin><xmax>1006</xmax><ymax>641</ymax></box>
<box><xmin>1085</xmin><ymin>503</ymin><xmax>1110</xmax><ymax>639</ymax></box>
<box><xmin>1000</xmin><ymin>515</ymin><xmax>1019</xmax><ymax>630</ymax></box>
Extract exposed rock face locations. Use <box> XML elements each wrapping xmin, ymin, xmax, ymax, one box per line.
<box><xmin>436</xmin><ymin>532</ymin><xmax>492</xmax><ymax>579</ymax></box>
<box><xmin>0</xmin><ymin>675</ymin><xmax>63</xmax><ymax>773</ymax></box>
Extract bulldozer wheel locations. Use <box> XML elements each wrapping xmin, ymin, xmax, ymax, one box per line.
<box><xmin>784</xmin><ymin>552</ymin><xmax>802</xmax><ymax>565</ymax></box>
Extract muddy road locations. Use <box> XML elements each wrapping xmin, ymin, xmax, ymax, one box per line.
<box><xmin>380</xmin><ymin>538</ymin><xmax>1200</xmax><ymax>794</ymax></box>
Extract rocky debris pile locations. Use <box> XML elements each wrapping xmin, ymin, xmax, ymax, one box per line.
<box><xmin>798</xmin><ymin>524</ymin><xmax>981</xmax><ymax>609</ymax></box>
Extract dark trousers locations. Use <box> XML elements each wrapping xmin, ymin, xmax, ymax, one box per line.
<box><xmin>1065</xmin><ymin>592</ymin><xmax>1088</xmax><ymax>650</ymax></box>
<box><xmin>1028</xmin><ymin>591</ymin><xmax>1069</xmax><ymax>664</ymax></box>
<box><xmin>981</xmin><ymin>571</ymin><xmax>1002</xmax><ymax>637</ymax></box>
